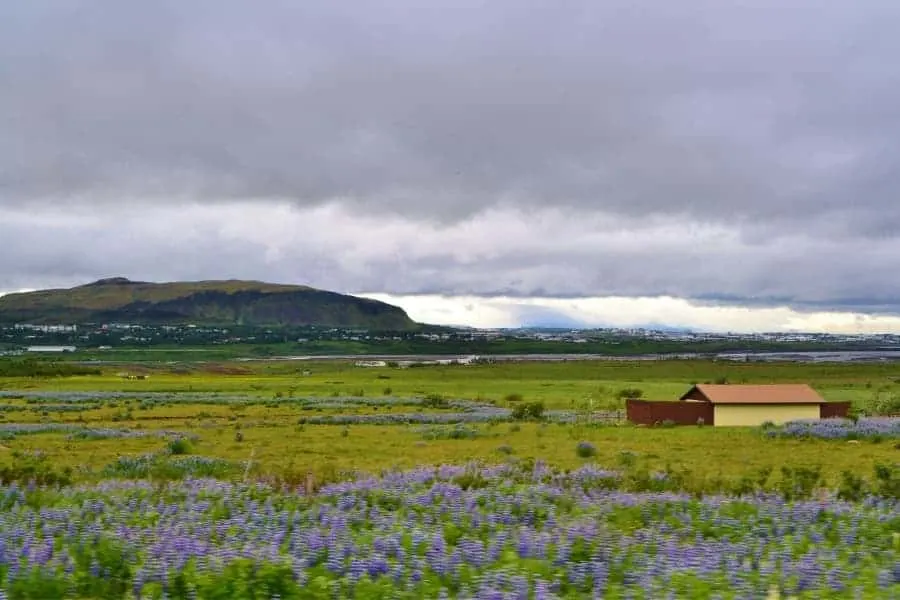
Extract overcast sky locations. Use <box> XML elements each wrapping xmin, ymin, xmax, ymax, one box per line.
<box><xmin>3</xmin><ymin>1</ymin><xmax>900</xmax><ymax>331</ymax></box>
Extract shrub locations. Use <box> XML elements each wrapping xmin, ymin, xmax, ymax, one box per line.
<box><xmin>873</xmin><ymin>462</ymin><xmax>900</xmax><ymax>498</ymax></box>
<box><xmin>452</xmin><ymin>471</ymin><xmax>490</xmax><ymax>490</ymax></box>
<box><xmin>865</xmin><ymin>392</ymin><xmax>900</xmax><ymax>416</ymax></box>
<box><xmin>617</xmin><ymin>450</ymin><xmax>638</xmax><ymax>469</ymax></box>
<box><xmin>616</xmin><ymin>388</ymin><xmax>644</xmax><ymax>400</ymax></box>
<box><xmin>422</xmin><ymin>393</ymin><xmax>449</xmax><ymax>408</ymax></box>
<box><xmin>511</xmin><ymin>401</ymin><xmax>545</xmax><ymax>421</ymax></box>
<box><xmin>0</xmin><ymin>451</ymin><xmax>72</xmax><ymax>486</ymax></box>
<box><xmin>504</xmin><ymin>393</ymin><xmax>524</xmax><ymax>403</ymax></box>
<box><xmin>776</xmin><ymin>465</ymin><xmax>822</xmax><ymax>501</ymax></box>
<box><xmin>837</xmin><ymin>470</ymin><xmax>868</xmax><ymax>502</ymax></box>
<box><xmin>576</xmin><ymin>441</ymin><xmax>597</xmax><ymax>458</ymax></box>
<box><xmin>166</xmin><ymin>437</ymin><xmax>192</xmax><ymax>455</ymax></box>
<box><xmin>234</xmin><ymin>431</ymin><xmax>244</xmax><ymax>442</ymax></box>
<box><xmin>496</xmin><ymin>444</ymin><xmax>514</xmax><ymax>455</ymax></box>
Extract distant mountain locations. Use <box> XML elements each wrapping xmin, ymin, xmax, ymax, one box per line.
<box><xmin>0</xmin><ymin>278</ymin><xmax>417</xmax><ymax>329</ymax></box>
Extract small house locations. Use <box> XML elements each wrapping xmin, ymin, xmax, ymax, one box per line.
<box><xmin>680</xmin><ymin>384</ymin><xmax>837</xmax><ymax>427</ymax></box>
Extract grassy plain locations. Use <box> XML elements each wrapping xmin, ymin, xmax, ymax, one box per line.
<box><xmin>4</xmin><ymin>358</ymin><xmax>898</xmax><ymax>406</ymax></box>
<box><xmin>0</xmin><ymin>359</ymin><xmax>897</xmax><ymax>487</ymax></box>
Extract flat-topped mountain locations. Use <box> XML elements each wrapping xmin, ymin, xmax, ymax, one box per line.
<box><xmin>0</xmin><ymin>278</ymin><xmax>416</xmax><ymax>329</ymax></box>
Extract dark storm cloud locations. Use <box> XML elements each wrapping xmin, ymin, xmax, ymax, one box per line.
<box><xmin>3</xmin><ymin>0</ymin><xmax>900</xmax><ymax>229</ymax></box>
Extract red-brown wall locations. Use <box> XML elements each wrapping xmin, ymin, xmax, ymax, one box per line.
<box><xmin>820</xmin><ymin>402</ymin><xmax>851</xmax><ymax>419</ymax></box>
<box><xmin>626</xmin><ymin>399</ymin><xmax>714</xmax><ymax>426</ymax></box>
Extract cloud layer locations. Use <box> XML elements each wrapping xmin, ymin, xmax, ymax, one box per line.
<box><xmin>2</xmin><ymin>1</ymin><xmax>899</xmax><ymax>330</ymax></box>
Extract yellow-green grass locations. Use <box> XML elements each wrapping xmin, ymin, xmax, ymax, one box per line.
<box><xmin>1</xmin><ymin>359</ymin><xmax>896</xmax><ymax>409</ymax></box>
<box><xmin>3</xmin><ymin>422</ymin><xmax>895</xmax><ymax>487</ymax></box>
<box><xmin>1</xmin><ymin>359</ymin><xmax>897</xmax><ymax>488</ymax></box>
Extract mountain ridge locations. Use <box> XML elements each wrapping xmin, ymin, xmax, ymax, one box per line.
<box><xmin>0</xmin><ymin>278</ymin><xmax>417</xmax><ymax>329</ymax></box>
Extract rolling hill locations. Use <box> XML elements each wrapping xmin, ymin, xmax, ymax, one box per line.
<box><xmin>0</xmin><ymin>277</ymin><xmax>417</xmax><ymax>329</ymax></box>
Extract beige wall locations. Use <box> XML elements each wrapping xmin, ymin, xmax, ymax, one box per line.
<box><xmin>713</xmin><ymin>404</ymin><xmax>820</xmax><ymax>427</ymax></box>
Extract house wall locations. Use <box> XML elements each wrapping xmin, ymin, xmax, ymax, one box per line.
<box><xmin>820</xmin><ymin>402</ymin><xmax>851</xmax><ymax>419</ymax></box>
<box><xmin>626</xmin><ymin>399</ymin><xmax>714</xmax><ymax>426</ymax></box>
<box><xmin>713</xmin><ymin>404</ymin><xmax>819</xmax><ymax>427</ymax></box>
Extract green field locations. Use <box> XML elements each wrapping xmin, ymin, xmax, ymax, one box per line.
<box><xmin>5</xmin><ymin>358</ymin><xmax>899</xmax><ymax>404</ymax></box>
<box><xmin>1</xmin><ymin>359</ymin><xmax>897</xmax><ymax>488</ymax></box>
<box><xmin>0</xmin><ymin>357</ymin><xmax>898</xmax><ymax>598</ymax></box>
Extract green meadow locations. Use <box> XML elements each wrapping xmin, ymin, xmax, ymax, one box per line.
<box><xmin>4</xmin><ymin>358</ymin><xmax>896</xmax><ymax>405</ymax></box>
<box><xmin>0</xmin><ymin>358</ymin><xmax>897</xmax><ymax>487</ymax></box>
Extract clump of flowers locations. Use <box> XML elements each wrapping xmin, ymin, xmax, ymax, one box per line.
<box><xmin>767</xmin><ymin>417</ymin><xmax>900</xmax><ymax>440</ymax></box>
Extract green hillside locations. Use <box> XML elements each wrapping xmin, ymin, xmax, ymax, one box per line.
<box><xmin>0</xmin><ymin>277</ymin><xmax>417</xmax><ymax>329</ymax></box>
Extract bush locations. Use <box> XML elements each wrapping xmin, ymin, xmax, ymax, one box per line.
<box><xmin>422</xmin><ymin>394</ymin><xmax>449</xmax><ymax>408</ymax></box>
<box><xmin>0</xmin><ymin>451</ymin><xmax>72</xmax><ymax>486</ymax></box>
<box><xmin>511</xmin><ymin>401</ymin><xmax>545</xmax><ymax>421</ymax></box>
<box><xmin>837</xmin><ymin>470</ymin><xmax>868</xmax><ymax>502</ymax></box>
<box><xmin>575</xmin><ymin>441</ymin><xmax>597</xmax><ymax>458</ymax></box>
<box><xmin>776</xmin><ymin>465</ymin><xmax>822</xmax><ymax>501</ymax></box>
<box><xmin>451</xmin><ymin>471</ymin><xmax>490</xmax><ymax>490</ymax></box>
<box><xmin>864</xmin><ymin>391</ymin><xmax>900</xmax><ymax>416</ymax></box>
<box><xmin>616</xmin><ymin>388</ymin><xmax>644</xmax><ymax>400</ymax></box>
<box><xmin>617</xmin><ymin>450</ymin><xmax>638</xmax><ymax>469</ymax></box>
<box><xmin>496</xmin><ymin>444</ymin><xmax>514</xmax><ymax>455</ymax></box>
<box><xmin>873</xmin><ymin>462</ymin><xmax>900</xmax><ymax>498</ymax></box>
<box><xmin>504</xmin><ymin>393</ymin><xmax>524</xmax><ymax>403</ymax></box>
<box><xmin>166</xmin><ymin>437</ymin><xmax>192</xmax><ymax>455</ymax></box>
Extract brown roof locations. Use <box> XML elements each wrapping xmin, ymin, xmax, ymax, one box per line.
<box><xmin>680</xmin><ymin>384</ymin><xmax>825</xmax><ymax>405</ymax></box>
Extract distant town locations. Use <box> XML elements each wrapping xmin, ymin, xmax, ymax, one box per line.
<box><xmin>2</xmin><ymin>321</ymin><xmax>899</xmax><ymax>357</ymax></box>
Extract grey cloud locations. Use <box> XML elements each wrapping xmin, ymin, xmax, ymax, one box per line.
<box><xmin>3</xmin><ymin>1</ymin><xmax>900</xmax><ymax>232</ymax></box>
<box><xmin>4</xmin><ymin>1</ymin><xmax>900</xmax><ymax>321</ymax></box>
<box><xmin>3</xmin><ymin>202</ymin><xmax>900</xmax><ymax>317</ymax></box>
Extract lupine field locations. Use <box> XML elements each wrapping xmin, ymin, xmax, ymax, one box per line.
<box><xmin>0</xmin><ymin>358</ymin><xmax>899</xmax><ymax>598</ymax></box>
<box><xmin>0</xmin><ymin>464</ymin><xmax>899</xmax><ymax>599</ymax></box>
